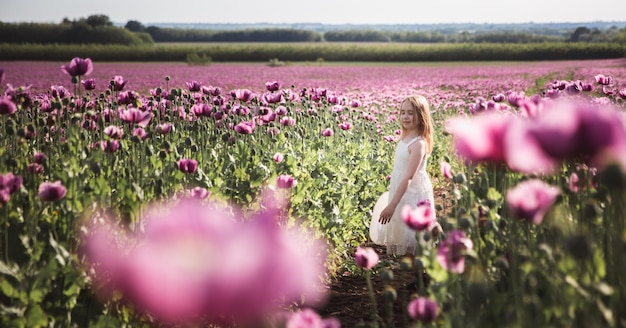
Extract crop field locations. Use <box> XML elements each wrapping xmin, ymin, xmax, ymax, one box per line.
<box><xmin>1</xmin><ymin>58</ymin><xmax>626</xmax><ymax>327</ymax></box>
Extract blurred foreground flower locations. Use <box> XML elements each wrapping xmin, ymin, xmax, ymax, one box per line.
<box><xmin>437</xmin><ymin>230</ymin><xmax>473</xmax><ymax>273</ymax></box>
<box><xmin>407</xmin><ymin>297</ymin><xmax>439</xmax><ymax>323</ymax></box>
<box><xmin>506</xmin><ymin>179</ymin><xmax>560</xmax><ymax>225</ymax></box>
<box><xmin>283</xmin><ymin>308</ymin><xmax>340</xmax><ymax>328</ymax></box>
<box><xmin>80</xmin><ymin>194</ymin><xmax>328</xmax><ymax>326</ymax></box>
<box><xmin>354</xmin><ymin>247</ymin><xmax>379</xmax><ymax>269</ymax></box>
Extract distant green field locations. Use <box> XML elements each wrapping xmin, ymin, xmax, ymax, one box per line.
<box><xmin>1</xmin><ymin>42</ymin><xmax>623</xmax><ymax>62</ymax></box>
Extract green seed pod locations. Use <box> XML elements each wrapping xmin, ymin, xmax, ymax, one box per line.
<box><xmin>90</xmin><ymin>162</ymin><xmax>101</xmax><ymax>175</ymax></box>
<box><xmin>384</xmin><ymin>286</ymin><xmax>397</xmax><ymax>303</ymax></box>
<box><xmin>453</xmin><ymin>173</ymin><xmax>467</xmax><ymax>184</ymax></box>
<box><xmin>381</xmin><ymin>269</ymin><xmax>394</xmax><ymax>283</ymax></box>
<box><xmin>190</xmin><ymin>144</ymin><xmax>199</xmax><ymax>153</ymax></box>
<box><xmin>158</xmin><ymin>149</ymin><xmax>168</xmax><ymax>159</ymax></box>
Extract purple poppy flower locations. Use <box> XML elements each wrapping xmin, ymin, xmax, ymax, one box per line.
<box><xmin>354</xmin><ymin>246</ymin><xmax>379</xmax><ymax>270</ymax></box>
<box><xmin>279</xmin><ymin>116</ymin><xmax>295</xmax><ymax>126</ymax></box>
<box><xmin>276</xmin><ymin>174</ymin><xmax>296</xmax><ymax>189</ymax></box>
<box><xmin>492</xmin><ymin>93</ymin><xmax>505</xmax><ymax>102</ymax></box>
<box><xmin>186</xmin><ymin>80</ymin><xmax>202</xmax><ymax>92</ymax></box>
<box><xmin>437</xmin><ymin>230</ymin><xmax>473</xmax><ymax>273</ymax></box>
<box><xmin>104</xmin><ymin>125</ymin><xmax>124</xmax><ymax>139</ymax></box>
<box><xmin>191</xmin><ymin>103</ymin><xmax>212</xmax><ymax>117</ymax></box>
<box><xmin>506</xmin><ymin>179</ymin><xmax>560</xmax><ymax>225</ymax></box>
<box><xmin>51</xmin><ymin>85</ymin><xmax>69</xmax><ymax>98</ymax></box>
<box><xmin>178</xmin><ymin>158</ymin><xmax>198</xmax><ymax>174</ymax></box>
<box><xmin>618</xmin><ymin>88</ymin><xmax>626</xmax><ymax>100</ymax></box>
<box><xmin>0</xmin><ymin>172</ymin><xmax>22</xmax><ymax>197</ymax></box>
<box><xmin>321</xmin><ymin>128</ymin><xmax>334</xmax><ymax>137</ymax></box>
<box><xmin>407</xmin><ymin>297</ymin><xmax>439</xmax><ymax>323</ymax></box>
<box><xmin>265</xmin><ymin>81</ymin><xmax>280</xmax><ymax>92</ymax></box>
<box><xmin>568</xmin><ymin>172</ymin><xmax>580</xmax><ymax>193</ymax></box>
<box><xmin>594</xmin><ymin>74</ymin><xmax>613</xmax><ymax>85</ymax></box>
<box><xmin>118</xmin><ymin>90</ymin><xmax>138</xmax><ymax>105</ymax></box>
<box><xmin>34</xmin><ymin>152</ymin><xmax>47</xmax><ymax>164</ymax></box>
<box><xmin>100</xmin><ymin>140</ymin><xmax>120</xmax><ymax>153</ymax></box>
<box><xmin>38</xmin><ymin>180</ymin><xmax>67</xmax><ymax>201</ymax></box>
<box><xmin>118</xmin><ymin>107</ymin><xmax>153</xmax><ymax>128</ymax></box>
<box><xmin>81</xmin><ymin>78</ymin><xmax>96</xmax><ymax>91</ymax></box>
<box><xmin>231</xmin><ymin>89</ymin><xmax>254</xmax><ymax>102</ymax></box>
<box><xmin>110</xmin><ymin>75</ymin><xmax>127</xmax><ymax>91</ymax></box>
<box><xmin>0</xmin><ymin>97</ymin><xmax>17</xmax><ymax>115</ymax></box>
<box><xmin>132</xmin><ymin>128</ymin><xmax>148</xmax><ymax>140</ymax></box>
<box><xmin>201</xmin><ymin>85</ymin><xmax>221</xmax><ymax>96</ymax></box>
<box><xmin>61</xmin><ymin>57</ymin><xmax>93</xmax><ymax>77</ymax></box>
<box><xmin>188</xmin><ymin>187</ymin><xmax>210</xmax><ymax>200</ymax></box>
<box><xmin>263</xmin><ymin>92</ymin><xmax>284</xmax><ymax>104</ymax></box>
<box><xmin>27</xmin><ymin>163</ymin><xmax>44</xmax><ymax>174</ymax></box>
<box><xmin>234</xmin><ymin>121</ymin><xmax>255</xmax><ymax>134</ymax></box>
<box><xmin>156</xmin><ymin>123</ymin><xmax>173</xmax><ymax>135</ymax></box>
<box><xmin>339</xmin><ymin>122</ymin><xmax>352</xmax><ymax>131</ymax></box>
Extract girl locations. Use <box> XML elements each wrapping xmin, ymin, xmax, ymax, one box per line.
<box><xmin>370</xmin><ymin>95</ymin><xmax>437</xmax><ymax>256</ymax></box>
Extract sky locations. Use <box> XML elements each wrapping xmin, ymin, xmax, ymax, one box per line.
<box><xmin>1</xmin><ymin>0</ymin><xmax>625</xmax><ymax>25</ymax></box>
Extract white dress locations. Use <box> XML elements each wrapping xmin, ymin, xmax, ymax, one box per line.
<box><xmin>369</xmin><ymin>136</ymin><xmax>435</xmax><ymax>256</ymax></box>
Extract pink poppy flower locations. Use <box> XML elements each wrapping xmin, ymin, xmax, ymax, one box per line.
<box><xmin>231</xmin><ymin>88</ymin><xmax>254</xmax><ymax>102</ymax></box>
<box><xmin>188</xmin><ymin>187</ymin><xmax>210</xmax><ymax>200</ymax></box>
<box><xmin>407</xmin><ymin>297</ymin><xmax>439</xmax><ymax>323</ymax></box>
<box><xmin>437</xmin><ymin>230</ymin><xmax>473</xmax><ymax>273</ymax></box>
<box><xmin>338</xmin><ymin>122</ymin><xmax>352</xmax><ymax>131</ymax></box>
<box><xmin>594</xmin><ymin>74</ymin><xmax>613</xmax><ymax>85</ymax></box>
<box><xmin>284</xmin><ymin>308</ymin><xmax>340</xmax><ymax>328</ymax></box>
<box><xmin>61</xmin><ymin>57</ymin><xmax>93</xmax><ymax>77</ymax></box>
<box><xmin>104</xmin><ymin>125</ymin><xmax>124</xmax><ymax>139</ymax></box>
<box><xmin>506</xmin><ymin>179</ymin><xmax>560</xmax><ymax>225</ymax></box>
<box><xmin>273</xmin><ymin>152</ymin><xmax>284</xmax><ymax>163</ymax></box>
<box><xmin>568</xmin><ymin>172</ymin><xmax>580</xmax><ymax>193</ymax></box>
<box><xmin>440</xmin><ymin>162</ymin><xmax>453</xmax><ymax>179</ymax></box>
<box><xmin>401</xmin><ymin>202</ymin><xmax>436</xmax><ymax>232</ymax></box>
<box><xmin>186</xmin><ymin>80</ymin><xmax>202</xmax><ymax>92</ymax></box>
<box><xmin>27</xmin><ymin>163</ymin><xmax>44</xmax><ymax>174</ymax></box>
<box><xmin>321</xmin><ymin>128</ymin><xmax>334</xmax><ymax>137</ymax></box>
<box><xmin>446</xmin><ymin>112</ymin><xmax>513</xmax><ymax>164</ymax></box>
<box><xmin>234</xmin><ymin>121</ymin><xmax>255</xmax><ymax>134</ymax></box>
<box><xmin>118</xmin><ymin>107</ymin><xmax>153</xmax><ymax>128</ymax></box>
<box><xmin>0</xmin><ymin>173</ymin><xmax>22</xmax><ymax>205</ymax></box>
<box><xmin>110</xmin><ymin>75</ymin><xmax>127</xmax><ymax>91</ymax></box>
<box><xmin>178</xmin><ymin>158</ymin><xmax>198</xmax><ymax>174</ymax></box>
<box><xmin>279</xmin><ymin>116</ymin><xmax>296</xmax><ymax>126</ymax></box>
<box><xmin>276</xmin><ymin>174</ymin><xmax>296</xmax><ymax>189</ymax></box>
<box><xmin>80</xmin><ymin>195</ymin><xmax>328</xmax><ymax>326</ymax></box>
<box><xmin>38</xmin><ymin>180</ymin><xmax>67</xmax><ymax>202</ymax></box>
<box><xmin>81</xmin><ymin>78</ymin><xmax>96</xmax><ymax>90</ymax></box>
<box><xmin>132</xmin><ymin>128</ymin><xmax>148</xmax><ymax>140</ymax></box>
<box><xmin>0</xmin><ymin>97</ymin><xmax>17</xmax><ymax>115</ymax></box>
<box><xmin>355</xmin><ymin>246</ymin><xmax>379</xmax><ymax>270</ymax></box>
<box><xmin>156</xmin><ymin>123</ymin><xmax>173</xmax><ymax>135</ymax></box>
<box><xmin>265</xmin><ymin>81</ymin><xmax>281</xmax><ymax>92</ymax></box>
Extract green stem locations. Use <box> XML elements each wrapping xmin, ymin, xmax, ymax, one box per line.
<box><xmin>365</xmin><ymin>270</ymin><xmax>380</xmax><ymax>328</ymax></box>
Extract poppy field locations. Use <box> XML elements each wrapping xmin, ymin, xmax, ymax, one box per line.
<box><xmin>1</xmin><ymin>58</ymin><xmax>626</xmax><ymax>327</ymax></box>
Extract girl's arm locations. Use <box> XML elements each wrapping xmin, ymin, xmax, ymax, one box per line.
<box><xmin>379</xmin><ymin>139</ymin><xmax>426</xmax><ymax>224</ymax></box>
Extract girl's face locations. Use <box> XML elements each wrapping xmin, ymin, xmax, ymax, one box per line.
<box><xmin>399</xmin><ymin>101</ymin><xmax>418</xmax><ymax>130</ymax></box>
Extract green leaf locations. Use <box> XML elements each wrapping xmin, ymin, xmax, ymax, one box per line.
<box><xmin>25</xmin><ymin>304</ymin><xmax>48</xmax><ymax>328</ymax></box>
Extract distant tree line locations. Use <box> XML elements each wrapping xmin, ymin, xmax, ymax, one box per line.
<box><xmin>1</xmin><ymin>15</ymin><xmax>625</xmax><ymax>44</ymax></box>
<box><xmin>0</xmin><ymin>15</ymin><xmax>152</xmax><ymax>45</ymax></box>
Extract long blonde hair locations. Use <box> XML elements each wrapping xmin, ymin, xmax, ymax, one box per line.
<box><xmin>400</xmin><ymin>95</ymin><xmax>434</xmax><ymax>153</ymax></box>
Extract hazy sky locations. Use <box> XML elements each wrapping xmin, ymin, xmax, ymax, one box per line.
<box><xmin>1</xmin><ymin>0</ymin><xmax>625</xmax><ymax>25</ymax></box>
